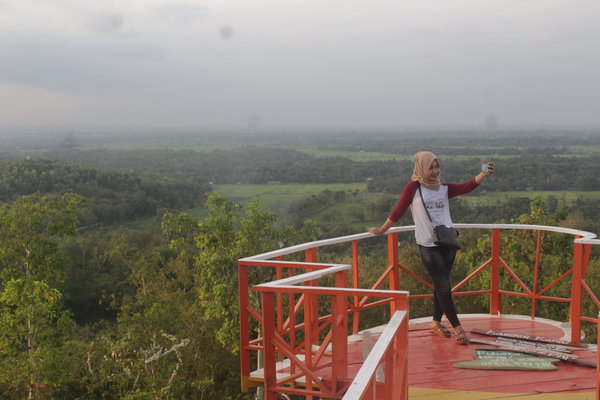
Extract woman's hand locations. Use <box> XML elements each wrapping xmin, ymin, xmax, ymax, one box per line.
<box><xmin>368</xmin><ymin>219</ymin><xmax>394</xmax><ymax>235</ymax></box>
<box><xmin>483</xmin><ymin>161</ymin><xmax>495</xmax><ymax>176</ymax></box>
<box><xmin>476</xmin><ymin>162</ymin><xmax>495</xmax><ymax>184</ymax></box>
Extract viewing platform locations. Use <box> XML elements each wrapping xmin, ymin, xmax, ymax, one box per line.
<box><xmin>405</xmin><ymin>314</ymin><xmax>596</xmax><ymax>399</ymax></box>
<box><xmin>238</xmin><ymin>224</ymin><xmax>600</xmax><ymax>399</ymax></box>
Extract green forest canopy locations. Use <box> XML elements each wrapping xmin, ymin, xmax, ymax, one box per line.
<box><xmin>0</xmin><ymin>129</ymin><xmax>598</xmax><ymax>398</ymax></box>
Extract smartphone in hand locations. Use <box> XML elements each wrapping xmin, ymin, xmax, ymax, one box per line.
<box><xmin>482</xmin><ymin>162</ymin><xmax>494</xmax><ymax>174</ymax></box>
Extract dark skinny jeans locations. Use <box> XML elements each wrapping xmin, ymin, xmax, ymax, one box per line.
<box><xmin>418</xmin><ymin>245</ymin><xmax>460</xmax><ymax>328</ymax></box>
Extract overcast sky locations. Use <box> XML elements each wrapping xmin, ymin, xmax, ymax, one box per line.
<box><xmin>0</xmin><ymin>0</ymin><xmax>598</xmax><ymax>131</ymax></box>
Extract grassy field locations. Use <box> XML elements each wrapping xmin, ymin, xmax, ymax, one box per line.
<box><xmin>209</xmin><ymin>184</ymin><xmax>600</xmax><ymax>236</ymax></box>
<box><xmin>300</xmin><ymin>147</ymin><xmax>600</xmax><ymax>162</ymax></box>
<box><xmin>76</xmin><ymin>134</ymin><xmax>600</xmax><ymax>160</ymax></box>
<box><xmin>213</xmin><ymin>183</ymin><xmax>368</xmax><ymax>209</ymax></box>
<box><xmin>462</xmin><ymin>190</ymin><xmax>600</xmax><ymax>205</ymax></box>
<box><xmin>110</xmin><ymin>184</ymin><xmax>599</xmax><ymax>235</ymax></box>
<box><xmin>566</xmin><ymin>145</ymin><xmax>600</xmax><ymax>155</ymax></box>
<box><xmin>214</xmin><ymin>183</ymin><xmax>600</xmax><ymax>208</ymax></box>
<box><xmin>82</xmin><ymin>144</ymin><xmax>600</xmax><ymax>161</ymax></box>
<box><xmin>301</xmin><ymin>149</ymin><xmax>405</xmax><ymax>161</ymax></box>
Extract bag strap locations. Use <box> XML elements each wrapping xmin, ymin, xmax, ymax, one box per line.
<box><xmin>417</xmin><ymin>183</ymin><xmax>434</xmax><ymax>223</ymax></box>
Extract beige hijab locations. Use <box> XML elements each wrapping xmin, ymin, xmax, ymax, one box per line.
<box><xmin>412</xmin><ymin>151</ymin><xmax>441</xmax><ymax>190</ymax></box>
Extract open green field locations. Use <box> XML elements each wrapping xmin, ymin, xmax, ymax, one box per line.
<box><xmin>567</xmin><ymin>145</ymin><xmax>600</xmax><ymax>155</ymax></box>
<box><xmin>116</xmin><ymin>185</ymin><xmax>599</xmax><ymax>235</ymax></box>
<box><xmin>75</xmin><ymin>134</ymin><xmax>600</xmax><ymax>161</ymax></box>
<box><xmin>301</xmin><ymin>149</ymin><xmax>404</xmax><ymax>161</ymax></box>
<box><xmin>214</xmin><ymin>183</ymin><xmax>600</xmax><ymax>208</ymax></box>
<box><xmin>462</xmin><ymin>190</ymin><xmax>600</xmax><ymax>205</ymax></box>
<box><xmin>302</xmin><ymin>145</ymin><xmax>598</xmax><ymax>161</ymax></box>
<box><xmin>211</xmin><ymin>184</ymin><xmax>600</xmax><ymax>234</ymax></box>
<box><xmin>213</xmin><ymin>183</ymin><xmax>368</xmax><ymax>209</ymax></box>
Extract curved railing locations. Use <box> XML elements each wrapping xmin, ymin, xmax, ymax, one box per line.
<box><xmin>239</xmin><ymin>223</ymin><xmax>598</xmax><ymax>399</ymax></box>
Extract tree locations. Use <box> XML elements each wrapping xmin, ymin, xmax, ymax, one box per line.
<box><xmin>82</xmin><ymin>246</ymin><xmax>225</xmax><ymax>399</ymax></box>
<box><xmin>459</xmin><ymin>195</ymin><xmax>573</xmax><ymax>318</ymax></box>
<box><xmin>192</xmin><ymin>194</ymin><xmax>281</xmax><ymax>350</ymax></box>
<box><xmin>79</xmin><ymin>194</ymin><xmax>318</xmax><ymax>399</ymax></box>
<box><xmin>0</xmin><ymin>193</ymin><xmax>85</xmax><ymax>398</ymax></box>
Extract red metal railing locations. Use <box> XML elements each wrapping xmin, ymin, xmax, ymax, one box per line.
<box><xmin>239</xmin><ymin>255</ymin><xmax>409</xmax><ymax>399</ymax></box>
<box><xmin>255</xmin><ymin>269</ymin><xmax>408</xmax><ymax>399</ymax></box>
<box><xmin>239</xmin><ymin>223</ymin><xmax>599</xmax><ymax>399</ymax></box>
<box><xmin>341</xmin><ymin>310</ymin><xmax>409</xmax><ymax>400</ymax></box>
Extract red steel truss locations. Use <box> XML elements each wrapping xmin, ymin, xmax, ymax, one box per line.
<box><xmin>239</xmin><ymin>223</ymin><xmax>599</xmax><ymax>399</ymax></box>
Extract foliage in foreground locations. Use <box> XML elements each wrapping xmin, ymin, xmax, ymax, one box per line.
<box><xmin>0</xmin><ymin>190</ymin><xmax>598</xmax><ymax>399</ymax></box>
<box><xmin>0</xmin><ymin>193</ymin><xmax>319</xmax><ymax>398</ymax></box>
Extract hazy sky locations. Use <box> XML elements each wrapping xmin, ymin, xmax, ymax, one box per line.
<box><xmin>0</xmin><ymin>0</ymin><xmax>599</xmax><ymax>130</ymax></box>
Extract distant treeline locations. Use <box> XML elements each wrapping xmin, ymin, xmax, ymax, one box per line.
<box><xmin>0</xmin><ymin>159</ymin><xmax>210</xmax><ymax>224</ymax></box>
<box><xmin>314</xmin><ymin>131</ymin><xmax>600</xmax><ymax>155</ymax></box>
<box><xmin>3</xmin><ymin>129</ymin><xmax>598</xmax><ymax>153</ymax></box>
<box><xmin>23</xmin><ymin>146</ymin><xmax>600</xmax><ymax>192</ymax></box>
<box><xmin>38</xmin><ymin>147</ymin><xmax>380</xmax><ymax>184</ymax></box>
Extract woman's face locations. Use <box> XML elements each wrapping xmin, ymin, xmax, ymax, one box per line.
<box><xmin>427</xmin><ymin>159</ymin><xmax>441</xmax><ymax>180</ymax></box>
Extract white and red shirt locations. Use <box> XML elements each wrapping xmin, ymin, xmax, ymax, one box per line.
<box><xmin>388</xmin><ymin>179</ymin><xmax>479</xmax><ymax>247</ymax></box>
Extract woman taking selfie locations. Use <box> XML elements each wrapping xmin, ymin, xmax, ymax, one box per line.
<box><xmin>368</xmin><ymin>151</ymin><xmax>494</xmax><ymax>344</ymax></box>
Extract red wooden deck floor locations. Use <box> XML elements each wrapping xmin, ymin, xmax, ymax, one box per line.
<box><xmin>250</xmin><ymin>314</ymin><xmax>597</xmax><ymax>399</ymax></box>
<box><xmin>407</xmin><ymin>314</ymin><xmax>596</xmax><ymax>399</ymax></box>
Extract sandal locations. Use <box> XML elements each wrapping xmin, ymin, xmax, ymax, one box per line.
<box><xmin>431</xmin><ymin>322</ymin><xmax>451</xmax><ymax>338</ymax></box>
<box><xmin>453</xmin><ymin>326</ymin><xmax>469</xmax><ymax>345</ymax></box>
